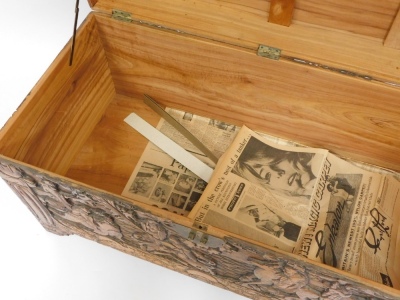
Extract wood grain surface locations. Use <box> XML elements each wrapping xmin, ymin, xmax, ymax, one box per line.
<box><xmin>90</xmin><ymin>0</ymin><xmax>400</xmax><ymax>82</ymax></box>
<box><xmin>92</xmin><ymin>0</ymin><xmax>399</xmax><ymax>39</ymax></box>
<box><xmin>0</xmin><ymin>15</ymin><xmax>115</xmax><ymax>175</ymax></box>
<box><xmin>93</xmin><ymin>15</ymin><xmax>400</xmax><ymax>171</ymax></box>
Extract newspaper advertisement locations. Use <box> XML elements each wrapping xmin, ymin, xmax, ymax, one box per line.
<box><xmin>299</xmin><ymin>153</ymin><xmax>383</xmax><ymax>274</ymax></box>
<box><xmin>122</xmin><ymin>108</ymin><xmax>240</xmax><ymax>216</ymax></box>
<box><xmin>359</xmin><ymin>175</ymin><xmax>400</xmax><ymax>288</ymax></box>
<box><xmin>188</xmin><ymin>125</ymin><xmax>400</xmax><ymax>287</ymax></box>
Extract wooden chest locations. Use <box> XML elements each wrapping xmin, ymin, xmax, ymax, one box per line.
<box><xmin>1</xmin><ymin>0</ymin><xmax>400</xmax><ymax>299</ymax></box>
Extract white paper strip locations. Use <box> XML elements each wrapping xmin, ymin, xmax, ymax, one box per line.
<box><xmin>124</xmin><ymin>113</ymin><xmax>214</xmax><ymax>182</ymax></box>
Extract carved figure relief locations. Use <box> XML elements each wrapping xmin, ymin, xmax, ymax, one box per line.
<box><xmin>0</xmin><ymin>159</ymin><xmax>396</xmax><ymax>300</ymax></box>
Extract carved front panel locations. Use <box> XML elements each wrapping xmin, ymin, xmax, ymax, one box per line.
<box><xmin>0</xmin><ymin>157</ymin><xmax>397</xmax><ymax>300</ymax></box>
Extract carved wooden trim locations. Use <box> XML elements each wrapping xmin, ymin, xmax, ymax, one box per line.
<box><xmin>0</xmin><ymin>162</ymin><xmax>72</xmax><ymax>235</ymax></box>
<box><xmin>0</xmin><ymin>158</ymin><xmax>398</xmax><ymax>299</ymax></box>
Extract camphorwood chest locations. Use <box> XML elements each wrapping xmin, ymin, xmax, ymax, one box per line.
<box><xmin>1</xmin><ymin>0</ymin><xmax>400</xmax><ymax>299</ymax></box>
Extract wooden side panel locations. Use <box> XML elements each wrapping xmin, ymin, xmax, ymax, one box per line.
<box><xmin>93</xmin><ymin>16</ymin><xmax>400</xmax><ymax>173</ymax></box>
<box><xmin>0</xmin><ymin>14</ymin><xmax>116</xmax><ymax>175</ymax></box>
<box><xmin>1</xmin><ymin>157</ymin><xmax>399</xmax><ymax>299</ymax></box>
<box><xmin>294</xmin><ymin>0</ymin><xmax>399</xmax><ymax>39</ymax></box>
<box><xmin>66</xmin><ymin>94</ymin><xmax>158</xmax><ymax>195</ymax></box>
<box><xmin>91</xmin><ymin>0</ymin><xmax>400</xmax><ymax>83</ymax></box>
<box><xmin>93</xmin><ymin>0</ymin><xmax>400</xmax><ymax>39</ymax></box>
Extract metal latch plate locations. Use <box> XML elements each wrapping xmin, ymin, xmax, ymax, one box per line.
<box><xmin>112</xmin><ymin>9</ymin><xmax>132</xmax><ymax>22</ymax></box>
<box><xmin>257</xmin><ymin>45</ymin><xmax>281</xmax><ymax>60</ymax></box>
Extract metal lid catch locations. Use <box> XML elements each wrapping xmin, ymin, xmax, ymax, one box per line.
<box><xmin>69</xmin><ymin>0</ymin><xmax>80</xmax><ymax>66</ymax></box>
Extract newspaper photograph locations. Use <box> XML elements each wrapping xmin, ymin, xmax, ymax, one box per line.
<box><xmin>188</xmin><ymin>126</ymin><xmax>329</xmax><ymax>252</ymax></box>
<box><xmin>122</xmin><ymin>108</ymin><xmax>240</xmax><ymax>216</ymax></box>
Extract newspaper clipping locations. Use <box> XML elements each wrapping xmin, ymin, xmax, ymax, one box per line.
<box><xmin>122</xmin><ymin>108</ymin><xmax>239</xmax><ymax>216</ymax></box>
<box><xmin>188</xmin><ymin>125</ymin><xmax>400</xmax><ymax>288</ymax></box>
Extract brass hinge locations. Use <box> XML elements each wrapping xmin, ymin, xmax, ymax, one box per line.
<box><xmin>257</xmin><ymin>44</ymin><xmax>400</xmax><ymax>87</ymax></box>
<box><xmin>257</xmin><ymin>44</ymin><xmax>281</xmax><ymax>60</ymax></box>
<box><xmin>112</xmin><ymin>9</ymin><xmax>132</xmax><ymax>22</ymax></box>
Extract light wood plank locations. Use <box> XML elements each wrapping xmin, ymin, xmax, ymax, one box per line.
<box><xmin>94</xmin><ymin>0</ymin><xmax>398</xmax><ymax>39</ymax></box>
<box><xmin>91</xmin><ymin>0</ymin><xmax>400</xmax><ymax>83</ymax></box>
<box><xmin>66</xmin><ymin>94</ymin><xmax>159</xmax><ymax>194</ymax></box>
<box><xmin>98</xmin><ymin>15</ymin><xmax>400</xmax><ymax>171</ymax></box>
<box><xmin>268</xmin><ymin>0</ymin><xmax>295</xmax><ymax>26</ymax></box>
<box><xmin>0</xmin><ymin>14</ymin><xmax>116</xmax><ymax>175</ymax></box>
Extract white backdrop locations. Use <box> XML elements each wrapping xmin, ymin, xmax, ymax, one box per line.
<box><xmin>0</xmin><ymin>1</ymin><xmax>248</xmax><ymax>299</ymax></box>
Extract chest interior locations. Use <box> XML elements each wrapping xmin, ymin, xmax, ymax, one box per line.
<box><xmin>0</xmin><ymin>0</ymin><xmax>400</xmax><ymax>292</ymax></box>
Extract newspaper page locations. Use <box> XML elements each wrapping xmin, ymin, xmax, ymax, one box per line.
<box><xmin>188</xmin><ymin>125</ymin><xmax>400</xmax><ymax>287</ymax></box>
<box><xmin>188</xmin><ymin>125</ymin><xmax>329</xmax><ymax>252</ymax></box>
<box><xmin>299</xmin><ymin>153</ymin><xmax>383</xmax><ymax>274</ymax></box>
<box><xmin>298</xmin><ymin>153</ymin><xmax>400</xmax><ymax>288</ymax></box>
<box><xmin>122</xmin><ymin>108</ymin><xmax>240</xmax><ymax>216</ymax></box>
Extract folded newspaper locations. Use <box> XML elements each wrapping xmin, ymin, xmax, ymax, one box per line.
<box><xmin>123</xmin><ymin>108</ymin><xmax>400</xmax><ymax>288</ymax></box>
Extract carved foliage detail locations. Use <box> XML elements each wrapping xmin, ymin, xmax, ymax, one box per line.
<box><xmin>0</xmin><ymin>159</ymin><xmax>396</xmax><ymax>300</ymax></box>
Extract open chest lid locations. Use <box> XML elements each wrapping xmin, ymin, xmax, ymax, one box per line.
<box><xmin>88</xmin><ymin>0</ymin><xmax>400</xmax><ymax>86</ymax></box>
